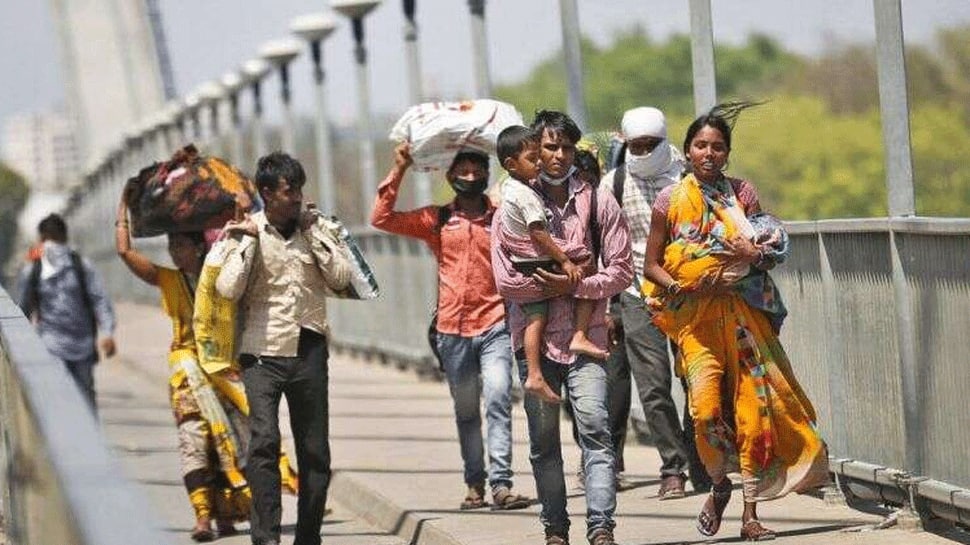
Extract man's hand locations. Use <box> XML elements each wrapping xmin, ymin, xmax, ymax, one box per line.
<box><xmin>393</xmin><ymin>142</ymin><xmax>413</xmax><ymax>173</ymax></box>
<box><xmin>223</xmin><ymin>215</ymin><xmax>258</xmax><ymax>237</ymax></box>
<box><xmin>300</xmin><ymin>203</ymin><xmax>321</xmax><ymax>231</ymax></box>
<box><xmin>560</xmin><ymin>260</ymin><xmax>583</xmax><ymax>285</ymax></box>
<box><xmin>524</xmin><ymin>372</ymin><xmax>561</xmax><ymax>404</ymax></box>
<box><xmin>533</xmin><ymin>268</ymin><xmax>575</xmax><ymax>297</ymax></box>
<box><xmin>605</xmin><ymin>314</ymin><xmax>623</xmax><ymax>347</ymax></box>
<box><xmin>100</xmin><ymin>337</ymin><xmax>117</xmax><ymax>359</ymax></box>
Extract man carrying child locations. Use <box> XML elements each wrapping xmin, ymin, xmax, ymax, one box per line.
<box><xmin>491</xmin><ymin>110</ymin><xmax>633</xmax><ymax>545</ymax></box>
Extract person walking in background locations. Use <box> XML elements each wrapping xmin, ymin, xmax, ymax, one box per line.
<box><xmin>216</xmin><ymin>152</ymin><xmax>352</xmax><ymax>545</ymax></box>
<box><xmin>370</xmin><ymin>143</ymin><xmax>531</xmax><ymax>512</ymax></box>
<box><xmin>563</xmin><ymin>148</ymin><xmax>635</xmax><ymax>493</ymax></box>
<box><xmin>601</xmin><ymin>106</ymin><xmax>710</xmax><ymax>499</ymax></box>
<box><xmin>17</xmin><ymin>213</ymin><xmax>116</xmax><ymax>413</ymax></box>
<box><xmin>492</xmin><ymin>110</ymin><xmax>633</xmax><ymax>545</ymax></box>
<box><xmin>115</xmin><ymin>193</ymin><xmax>278</xmax><ymax>541</ymax></box>
<box><xmin>643</xmin><ymin>104</ymin><xmax>828</xmax><ymax>541</ymax></box>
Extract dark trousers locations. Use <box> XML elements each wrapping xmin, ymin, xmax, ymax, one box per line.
<box><xmin>63</xmin><ymin>355</ymin><xmax>98</xmax><ymax>414</ymax></box>
<box><xmin>619</xmin><ymin>292</ymin><xmax>690</xmax><ymax>478</ymax></box>
<box><xmin>242</xmin><ymin>329</ymin><xmax>331</xmax><ymax>545</ymax></box>
<box><xmin>564</xmin><ymin>305</ymin><xmax>631</xmax><ymax>472</ymax></box>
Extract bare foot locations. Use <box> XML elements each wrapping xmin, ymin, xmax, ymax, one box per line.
<box><xmin>524</xmin><ymin>374</ymin><xmax>561</xmax><ymax>404</ymax></box>
<box><xmin>569</xmin><ymin>332</ymin><xmax>608</xmax><ymax>359</ymax></box>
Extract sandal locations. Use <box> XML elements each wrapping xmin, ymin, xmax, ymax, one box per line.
<box><xmin>740</xmin><ymin>519</ymin><xmax>776</xmax><ymax>541</ymax></box>
<box><xmin>190</xmin><ymin>522</ymin><xmax>214</xmax><ymax>543</ymax></box>
<box><xmin>216</xmin><ymin>520</ymin><xmax>237</xmax><ymax>537</ymax></box>
<box><xmin>491</xmin><ymin>486</ymin><xmax>531</xmax><ymax>511</ymax></box>
<box><xmin>696</xmin><ymin>480</ymin><xmax>732</xmax><ymax>537</ymax></box>
<box><xmin>460</xmin><ymin>482</ymin><xmax>488</xmax><ymax>510</ymax></box>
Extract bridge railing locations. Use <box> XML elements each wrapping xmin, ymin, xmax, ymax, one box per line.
<box><xmin>0</xmin><ymin>290</ymin><xmax>168</xmax><ymax>545</ymax></box>
<box><xmin>325</xmin><ymin>216</ymin><xmax>970</xmax><ymax>525</ymax></box>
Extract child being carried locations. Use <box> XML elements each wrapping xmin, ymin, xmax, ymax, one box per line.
<box><xmin>496</xmin><ymin>125</ymin><xmax>605</xmax><ymax>403</ymax></box>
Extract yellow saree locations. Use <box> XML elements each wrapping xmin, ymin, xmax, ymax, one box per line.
<box><xmin>650</xmin><ymin>174</ymin><xmax>828</xmax><ymax>501</ymax></box>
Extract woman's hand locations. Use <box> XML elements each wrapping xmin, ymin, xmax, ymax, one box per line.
<box><xmin>721</xmin><ymin>235</ymin><xmax>760</xmax><ymax>265</ymax></box>
<box><xmin>223</xmin><ymin>215</ymin><xmax>258</xmax><ymax>237</ymax></box>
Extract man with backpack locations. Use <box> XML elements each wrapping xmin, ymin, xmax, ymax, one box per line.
<box><xmin>601</xmin><ymin>106</ymin><xmax>711</xmax><ymax>498</ymax></box>
<box><xmin>370</xmin><ymin>143</ymin><xmax>531</xmax><ymax>512</ymax></box>
<box><xmin>16</xmin><ymin>213</ymin><xmax>117</xmax><ymax>413</ymax></box>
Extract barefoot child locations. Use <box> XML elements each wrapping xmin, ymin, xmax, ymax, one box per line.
<box><xmin>496</xmin><ymin>125</ymin><xmax>605</xmax><ymax>403</ymax></box>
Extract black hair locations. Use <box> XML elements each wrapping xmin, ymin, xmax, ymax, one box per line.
<box><xmin>574</xmin><ymin>149</ymin><xmax>601</xmax><ymax>182</ymax></box>
<box><xmin>682</xmin><ymin>100</ymin><xmax>765</xmax><ymax>155</ymax></box>
<box><xmin>254</xmin><ymin>151</ymin><xmax>306</xmax><ymax>194</ymax></box>
<box><xmin>168</xmin><ymin>231</ymin><xmax>206</xmax><ymax>248</ymax></box>
<box><xmin>496</xmin><ymin>125</ymin><xmax>538</xmax><ymax>167</ymax></box>
<box><xmin>447</xmin><ymin>150</ymin><xmax>489</xmax><ymax>173</ymax></box>
<box><xmin>38</xmin><ymin>213</ymin><xmax>68</xmax><ymax>242</ymax></box>
<box><xmin>530</xmin><ymin>110</ymin><xmax>582</xmax><ymax>144</ymax></box>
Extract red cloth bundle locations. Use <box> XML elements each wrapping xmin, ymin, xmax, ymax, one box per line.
<box><xmin>124</xmin><ymin>144</ymin><xmax>257</xmax><ymax>238</ymax></box>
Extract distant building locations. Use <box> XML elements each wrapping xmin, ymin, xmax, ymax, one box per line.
<box><xmin>1</xmin><ymin>111</ymin><xmax>80</xmax><ymax>192</ymax></box>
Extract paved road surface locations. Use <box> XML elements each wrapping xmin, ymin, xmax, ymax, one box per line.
<box><xmin>98</xmin><ymin>302</ymin><xmax>966</xmax><ymax>545</ymax></box>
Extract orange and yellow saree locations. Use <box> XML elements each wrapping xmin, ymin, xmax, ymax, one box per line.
<box><xmin>649</xmin><ymin>174</ymin><xmax>828</xmax><ymax>501</ymax></box>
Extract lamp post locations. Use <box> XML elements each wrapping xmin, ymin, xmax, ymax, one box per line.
<box><xmin>199</xmin><ymin>80</ymin><xmax>226</xmax><ymax>156</ymax></box>
<box><xmin>183</xmin><ymin>93</ymin><xmax>203</xmax><ymax>142</ymax></box>
<box><xmin>332</xmin><ymin>0</ymin><xmax>382</xmax><ymax>221</ymax></box>
<box><xmin>221</xmin><ymin>71</ymin><xmax>246</xmax><ymax>165</ymax></box>
<box><xmin>242</xmin><ymin>58</ymin><xmax>271</xmax><ymax>163</ymax></box>
<box><xmin>558</xmin><ymin>0</ymin><xmax>588</xmax><ymax>130</ymax></box>
<box><xmin>291</xmin><ymin>12</ymin><xmax>339</xmax><ymax>212</ymax></box>
<box><xmin>401</xmin><ymin>0</ymin><xmax>432</xmax><ymax>207</ymax></box>
<box><xmin>260</xmin><ymin>39</ymin><xmax>303</xmax><ymax>155</ymax></box>
<box><xmin>466</xmin><ymin>0</ymin><xmax>492</xmax><ymax>98</ymax></box>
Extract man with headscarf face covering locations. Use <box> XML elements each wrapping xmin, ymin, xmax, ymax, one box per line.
<box><xmin>601</xmin><ymin>107</ymin><xmax>711</xmax><ymax>500</ymax></box>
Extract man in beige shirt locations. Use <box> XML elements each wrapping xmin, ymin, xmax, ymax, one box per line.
<box><xmin>218</xmin><ymin>151</ymin><xmax>351</xmax><ymax>545</ymax></box>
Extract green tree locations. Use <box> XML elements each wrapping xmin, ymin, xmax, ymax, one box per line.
<box><xmin>494</xmin><ymin>29</ymin><xmax>800</xmax><ymax>131</ymax></box>
<box><xmin>0</xmin><ymin>162</ymin><xmax>30</xmax><ymax>270</ymax></box>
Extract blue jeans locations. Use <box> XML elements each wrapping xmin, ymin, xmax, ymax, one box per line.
<box><xmin>517</xmin><ymin>353</ymin><xmax>616</xmax><ymax>539</ymax></box>
<box><xmin>436</xmin><ymin>321</ymin><xmax>514</xmax><ymax>491</ymax></box>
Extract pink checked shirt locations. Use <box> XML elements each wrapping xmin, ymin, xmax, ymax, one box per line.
<box><xmin>491</xmin><ymin>177</ymin><xmax>633</xmax><ymax>364</ymax></box>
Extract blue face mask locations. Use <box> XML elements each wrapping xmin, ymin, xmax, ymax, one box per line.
<box><xmin>539</xmin><ymin>166</ymin><xmax>577</xmax><ymax>186</ymax></box>
<box><xmin>450</xmin><ymin>178</ymin><xmax>488</xmax><ymax>196</ymax></box>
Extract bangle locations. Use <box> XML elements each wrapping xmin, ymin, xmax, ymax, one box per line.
<box><xmin>114</xmin><ymin>220</ymin><xmax>129</xmax><ymax>228</ymax></box>
<box><xmin>666</xmin><ymin>281</ymin><xmax>682</xmax><ymax>295</ymax></box>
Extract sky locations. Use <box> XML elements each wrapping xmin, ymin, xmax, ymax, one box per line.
<box><xmin>3</xmin><ymin>0</ymin><xmax>970</xmax><ymax>135</ymax></box>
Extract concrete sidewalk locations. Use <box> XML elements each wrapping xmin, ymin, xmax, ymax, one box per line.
<box><xmin>101</xmin><ymin>302</ymin><xmax>960</xmax><ymax>545</ymax></box>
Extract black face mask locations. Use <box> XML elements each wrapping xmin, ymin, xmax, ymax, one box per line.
<box><xmin>450</xmin><ymin>178</ymin><xmax>488</xmax><ymax>197</ymax></box>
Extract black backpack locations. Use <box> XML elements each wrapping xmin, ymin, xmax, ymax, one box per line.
<box><xmin>22</xmin><ymin>251</ymin><xmax>99</xmax><ymax>357</ymax></box>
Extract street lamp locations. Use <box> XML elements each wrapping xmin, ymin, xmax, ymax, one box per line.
<box><xmin>401</xmin><ymin>0</ymin><xmax>432</xmax><ymax>207</ymax></box>
<box><xmin>332</xmin><ymin>0</ymin><xmax>382</xmax><ymax>222</ymax></box>
<box><xmin>558</xmin><ymin>0</ymin><xmax>588</xmax><ymax>130</ymax></box>
<box><xmin>221</xmin><ymin>71</ymin><xmax>246</xmax><ymax>165</ymax></box>
<box><xmin>199</xmin><ymin>80</ymin><xmax>226</xmax><ymax>156</ymax></box>
<box><xmin>466</xmin><ymin>0</ymin><xmax>492</xmax><ymax>98</ymax></box>
<box><xmin>183</xmin><ymin>92</ymin><xmax>203</xmax><ymax>142</ymax></box>
<box><xmin>259</xmin><ymin>39</ymin><xmax>303</xmax><ymax>154</ymax></box>
<box><xmin>291</xmin><ymin>12</ymin><xmax>339</xmax><ymax>212</ymax></box>
<box><xmin>242</xmin><ymin>58</ymin><xmax>271</xmax><ymax>162</ymax></box>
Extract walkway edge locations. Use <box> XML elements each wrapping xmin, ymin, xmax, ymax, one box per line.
<box><xmin>330</xmin><ymin>471</ymin><xmax>464</xmax><ymax>545</ymax></box>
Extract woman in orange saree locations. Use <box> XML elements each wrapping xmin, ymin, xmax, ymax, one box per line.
<box><xmin>643</xmin><ymin>105</ymin><xmax>828</xmax><ymax>541</ymax></box>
